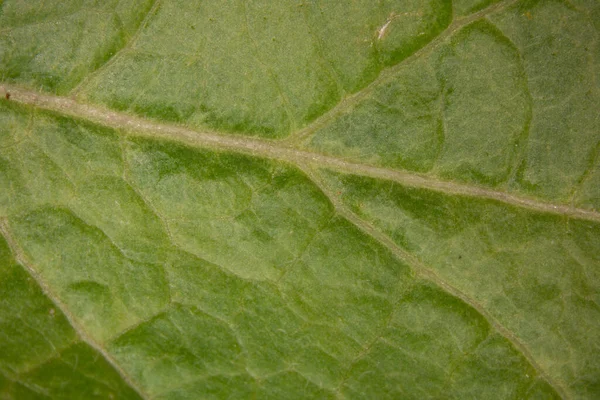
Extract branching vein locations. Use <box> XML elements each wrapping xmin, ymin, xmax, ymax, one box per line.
<box><xmin>1</xmin><ymin>83</ymin><xmax>598</xmax><ymax>224</ymax></box>
<box><xmin>0</xmin><ymin>219</ymin><xmax>150</xmax><ymax>400</ymax></box>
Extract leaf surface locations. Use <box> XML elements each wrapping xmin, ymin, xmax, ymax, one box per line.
<box><xmin>0</xmin><ymin>0</ymin><xmax>599</xmax><ymax>399</ymax></box>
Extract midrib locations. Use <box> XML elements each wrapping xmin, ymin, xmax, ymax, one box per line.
<box><xmin>2</xmin><ymin>82</ymin><xmax>599</xmax><ymax>224</ymax></box>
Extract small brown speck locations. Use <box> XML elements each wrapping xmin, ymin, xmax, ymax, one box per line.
<box><xmin>4</xmin><ymin>92</ymin><xmax>10</xmax><ymax>100</ymax></box>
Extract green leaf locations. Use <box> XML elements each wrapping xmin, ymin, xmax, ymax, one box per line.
<box><xmin>0</xmin><ymin>0</ymin><xmax>598</xmax><ymax>399</ymax></box>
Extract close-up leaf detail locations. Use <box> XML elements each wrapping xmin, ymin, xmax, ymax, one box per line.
<box><xmin>0</xmin><ymin>0</ymin><xmax>598</xmax><ymax>399</ymax></box>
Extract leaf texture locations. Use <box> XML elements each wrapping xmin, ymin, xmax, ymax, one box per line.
<box><xmin>0</xmin><ymin>0</ymin><xmax>599</xmax><ymax>399</ymax></box>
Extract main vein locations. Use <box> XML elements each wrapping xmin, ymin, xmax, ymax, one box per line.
<box><xmin>1</xmin><ymin>83</ymin><xmax>599</xmax><ymax>224</ymax></box>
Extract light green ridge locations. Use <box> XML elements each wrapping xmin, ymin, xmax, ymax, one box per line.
<box><xmin>1</xmin><ymin>84</ymin><xmax>597</xmax><ymax>224</ymax></box>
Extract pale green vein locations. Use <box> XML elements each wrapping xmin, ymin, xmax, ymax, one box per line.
<box><xmin>299</xmin><ymin>166</ymin><xmax>570</xmax><ymax>400</ymax></box>
<box><xmin>0</xmin><ymin>218</ymin><xmax>149</xmax><ymax>400</ymax></box>
<box><xmin>285</xmin><ymin>0</ymin><xmax>521</xmax><ymax>145</ymax></box>
<box><xmin>1</xmin><ymin>83</ymin><xmax>599</xmax><ymax>225</ymax></box>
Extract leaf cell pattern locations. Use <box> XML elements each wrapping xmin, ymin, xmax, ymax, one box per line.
<box><xmin>0</xmin><ymin>0</ymin><xmax>599</xmax><ymax>399</ymax></box>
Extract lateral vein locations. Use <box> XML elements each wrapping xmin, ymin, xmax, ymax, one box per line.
<box><xmin>0</xmin><ymin>219</ymin><xmax>150</xmax><ymax>400</ymax></box>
